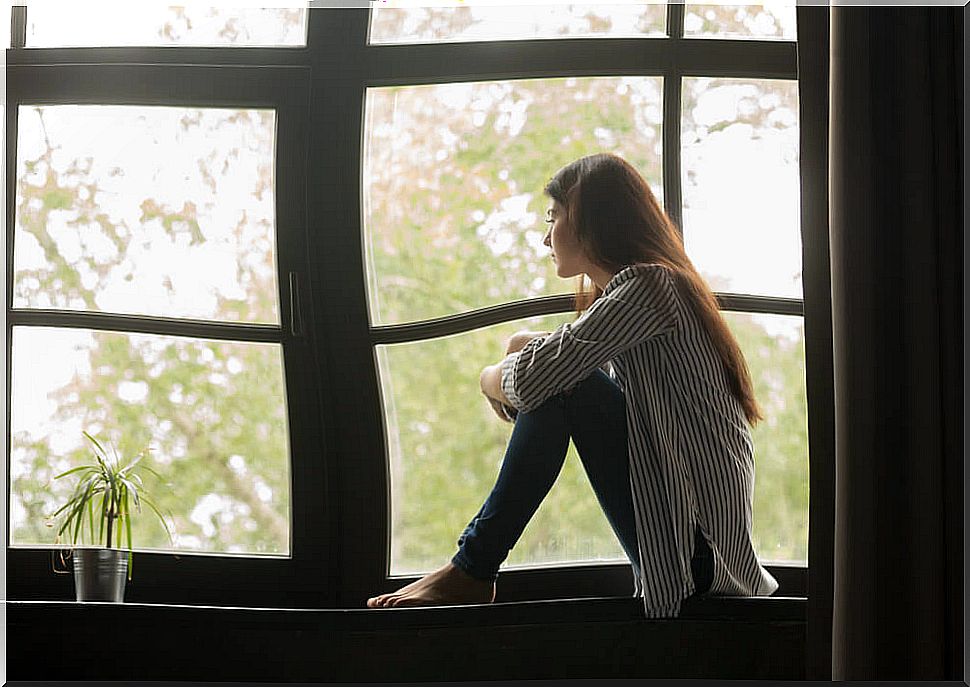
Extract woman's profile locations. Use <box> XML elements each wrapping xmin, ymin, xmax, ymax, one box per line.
<box><xmin>366</xmin><ymin>152</ymin><xmax>779</xmax><ymax>618</ymax></box>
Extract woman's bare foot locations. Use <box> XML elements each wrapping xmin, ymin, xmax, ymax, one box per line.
<box><xmin>366</xmin><ymin>562</ymin><xmax>496</xmax><ymax>608</ymax></box>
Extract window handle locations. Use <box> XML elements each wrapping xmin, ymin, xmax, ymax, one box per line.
<box><xmin>289</xmin><ymin>271</ymin><xmax>304</xmax><ymax>338</ymax></box>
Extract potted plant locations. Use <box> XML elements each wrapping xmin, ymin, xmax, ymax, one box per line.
<box><xmin>47</xmin><ymin>430</ymin><xmax>173</xmax><ymax>602</ymax></box>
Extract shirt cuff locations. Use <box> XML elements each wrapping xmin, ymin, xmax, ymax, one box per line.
<box><xmin>500</xmin><ymin>352</ymin><xmax>522</xmax><ymax>409</ymax></box>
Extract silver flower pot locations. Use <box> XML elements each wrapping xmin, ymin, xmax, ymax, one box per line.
<box><xmin>73</xmin><ymin>547</ymin><xmax>128</xmax><ymax>602</ymax></box>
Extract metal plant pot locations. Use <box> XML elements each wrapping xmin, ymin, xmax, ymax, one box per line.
<box><xmin>73</xmin><ymin>547</ymin><xmax>128</xmax><ymax>602</ymax></box>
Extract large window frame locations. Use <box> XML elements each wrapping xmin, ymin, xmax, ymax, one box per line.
<box><xmin>5</xmin><ymin>5</ymin><xmax>832</xmax><ymax>611</ymax></box>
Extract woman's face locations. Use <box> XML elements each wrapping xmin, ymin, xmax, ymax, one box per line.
<box><xmin>544</xmin><ymin>200</ymin><xmax>589</xmax><ymax>279</ymax></box>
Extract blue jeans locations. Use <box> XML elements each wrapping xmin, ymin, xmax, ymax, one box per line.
<box><xmin>451</xmin><ymin>369</ymin><xmax>714</xmax><ymax>597</ymax></box>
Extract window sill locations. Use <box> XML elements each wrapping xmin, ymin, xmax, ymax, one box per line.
<box><xmin>9</xmin><ymin>595</ymin><xmax>806</xmax><ymax>681</ymax></box>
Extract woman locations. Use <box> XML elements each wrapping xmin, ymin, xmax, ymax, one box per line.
<box><xmin>366</xmin><ymin>152</ymin><xmax>778</xmax><ymax>617</ymax></box>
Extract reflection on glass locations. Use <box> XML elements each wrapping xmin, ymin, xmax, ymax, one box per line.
<box><xmin>380</xmin><ymin>313</ymin><xmax>633</xmax><ymax>576</ymax></box>
<box><xmin>684</xmin><ymin>4</ymin><xmax>796</xmax><ymax>40</ymax></box>
<box><xmin>26</xmin><ymin>6</ymin><xmax>308</xmax><ymax>47</ymax></box>
<box><xmin>363</xmin><ymin>76</ymin><xmax>663</xmax><ymax>325</ymax></box>
<box><xmin>370</xmin><ymin>3</ymin><xmax>666</xmax><ymax>44</ymax></box>
<box><xmin>9</xmin><ymin>326</ymin><xmax>291</xmax><ymax>556</ymax></box>
<box><xmin>681</xmin><ymin>77</ymin><xmax>801</xmax><ymax>299</ymax></box>
<box><xmin>724</xmin><ymin>311</ymin><xmax>808</xmax><ymax>564</ymax></box>
<box><xmin>15</xmin><ymin>105</ymin><xmax>279</xmax><ymax>324</ymax></box>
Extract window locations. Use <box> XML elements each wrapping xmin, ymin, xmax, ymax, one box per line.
<box><xmin>24</xmin><ymin>5</ymin><xmax>309</xmax><ymax>47</ymax></box>
<box><xmin>369</xmin><ymin>4</ymin><xmax>667</xmax><ymax>43</ymax></box>
<box><xmin>361</xmin><ymin>5</ymin><xmax>807</xmax><ymax>582</ymax></box>
<box><xmin>684</xmin><ymin>4</ymin><xmax>797</xmax><ymax>40</ymax></box>
<box><xmin>6</xmin><ymin>3</ymin><xmax>819</xmax><ymax>608</ymax></box>
<box><xmin>6</xmin><ymin>60</ymin><xmax>317</xmax><ymax>605</ymax></box>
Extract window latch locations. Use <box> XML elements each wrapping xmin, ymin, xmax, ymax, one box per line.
<box><xmin>289</xmin><ymin>271</ymin><xmax>304</xmax><ymax>338</ymax></box>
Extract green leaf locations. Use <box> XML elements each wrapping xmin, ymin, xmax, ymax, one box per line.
<box><xmin>118</xmin><ymin>455</ymin><xmax>141</xmax><ymax>476</ymax></box>
<box><xmin>70</xmin><ymin>477</ymin><xmax>98</xmax><ymax>544</ymax></box>
<box><xmin>125</xmin><ymin>496</ymin><xmax>133</xmax><ymax>557</ymax></box>
<box><xmin>140</xmin><ymin>493</ymin><xmax>174</xmax><ymax>543</ymax></box>
<box><xmin>82</xmin><ymin>430</ymin><xmax>108</xmax><ymax>458</ymax></box>
<box><xmin>98</xmin><ymin>491</ymin><xmax>107</xmax><ymax>543</ymax></box>
<box><xmin>87</xmin><ymin>495</ymin><xmax>95</xmax><ymax>545</ymax></box>
<box><xmin>118</xmin><ymin>477</ymin><xmax>141</xmax><ymax>511</ymax></box>
<box><xmin>71</xmin><ymin>497</ymin><xmax>85</xmax><ymax>545</ymax></box>
<box><xmin>110</xmin><ymin>442</ymin><xmax>122</xmax><ymax>471</ymax></box>
<box><xmin>53</xmin><ymin>465</ymin><xmax>98</xmax><ymax>480</ymax></box>
<box><xmin>138</xmin><ymin>464</ymin><xmax>165</xmax><ymax>481</ymax></box>
<box><xmin>49</xmin><ymin>499</ymin><xmax>77</xmax><ymax>519</ymax></box>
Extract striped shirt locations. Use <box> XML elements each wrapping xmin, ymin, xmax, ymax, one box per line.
<box><xmin>500</xmin><ymin>262</ymin><xmax>779</xmax><ymax>618</ymax></box>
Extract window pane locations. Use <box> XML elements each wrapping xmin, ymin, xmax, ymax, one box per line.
<box><xmin>681</xmin><ymin>78</ymin><xmax>801</xmax><ymax>299</ymax></box>
<box><xmin>15</xmin><ymin>105</ymin><xmax>279</xmax><ymax>324</ymax></box>
<box><xmin>9</xmin><ymin>327</ymin><xmax>291</xmax><ymax>556</ymax></box>
<box><xmin>380</xmin><ymin>314</ymin><xmax>627</xmax><ymax>576</ymax></box>
<box><xmin>363</xmin><ymin>77</ymin><xmax>663</xmax><ymax>325</ymax></box>
<box><xmin>25</xmin><ymin>5</ymin><xmax>308</xmax><ymax>47</ymax></box>
<box><xmin>369</xmin><ymin>3</ymin><xmax>666</xmax><ymax>44</ymax></box>
<box><xmin>684</xmin><ymin>4</ymin><xmax>796</xmax><ymax>40</ymax></box>
<box><xmin>724</xmin><ymin>312</ymin><xmax>808</xmax><ymax>565</ymax></box>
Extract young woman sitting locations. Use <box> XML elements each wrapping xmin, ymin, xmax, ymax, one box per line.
<box><xmin>366</xmin><ymin>152</ymin><xmax>778</xmax><ymax>618</ymax></box>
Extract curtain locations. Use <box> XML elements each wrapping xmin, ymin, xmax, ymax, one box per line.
<box><xmin>828</xmin><ymin>7</ymin><xmax>963</xmax><ymax>680</ymax></box>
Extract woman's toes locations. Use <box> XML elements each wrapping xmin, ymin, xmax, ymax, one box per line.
<box><xmin>367</xmin><ymin>593</ymin><xmax>391</xmax><ymax>608</ymax></box>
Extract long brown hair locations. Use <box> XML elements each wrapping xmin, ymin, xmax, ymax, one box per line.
<box><xmin>543</xmin><ymin>153</ymin><xmax>763</xmax><ymax>426</ymax></box>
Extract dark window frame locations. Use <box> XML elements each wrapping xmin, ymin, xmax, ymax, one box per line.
<box><xmin>5</xmin><ymin>62</ymin><xmax>332</xmax><ymax>607</ymax></box>
<box><xmin>5</xmin><ymin>5</ymin><xmax>831</xmax><ymax>611</ymax></box>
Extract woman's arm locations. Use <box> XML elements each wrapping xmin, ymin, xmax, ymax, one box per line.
<box><xmin>480</xmin><ymin>330</ymin><xmax>550</xmax><ymax>419</ymax></box>
<box><xmin>501</xmin><ymin>265</ymin><xmax>679</xmax><ymax>414</ymax></box>
<box><xmin>480</xmin><ymin>363</ymin><xmax>510</xmax><ymax>405</ymax></box>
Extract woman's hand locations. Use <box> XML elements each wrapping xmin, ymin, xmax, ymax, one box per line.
<box><xmin>479</xmin><ymin>331</ymin><xmax>547</xmax><ymax>423</ymax></box>
<box><xmin>479</xmin><ymin>363</ymin><xmax>506</xmax><ymax>403</ymax></box>
<box><xmin>505</xmin><ymin>330</ymin><xmax>550</xmax><ymax>355</ymax></box>
<box><xmin>480</xmin><ymin>363</ymin><xmax>518</xmax><ymax>423</ymax></box>
<box><xmin>485</xmin><ymin>396</ymin><xmax>516</xmax><ymax>423</ymax></box>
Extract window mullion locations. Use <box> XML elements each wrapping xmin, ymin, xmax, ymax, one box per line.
<box><xmin>667</xmin><ymin>2</ymin><xmax>686</xmax><ymax>39</ymax></box>
<box><xmin>10</xmin><ymin>5</ymin><xmax>25</xmax><ymax>49</ymax></box>
<box><xmin>8</xmin><ymin>310</ymin><xmax>284</xmax><ymax>344</ymax></box>
<box><xmin>663</xmin><ymin>69</ymin><xmax>684</xmax><ymax>237</ymax></box>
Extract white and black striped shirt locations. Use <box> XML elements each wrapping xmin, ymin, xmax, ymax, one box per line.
<box><xmin>500</xmin><ymin>263</ymin><xmax>779</xmax><ymax>618</ymax></box>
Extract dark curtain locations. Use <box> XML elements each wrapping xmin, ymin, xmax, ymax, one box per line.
<box><xmin>828</xmin><ymin>7</ymin><xmax>963</xmax><ymax>680</ymax></box>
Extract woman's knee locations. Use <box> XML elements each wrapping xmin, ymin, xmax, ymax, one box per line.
<box><xmin>516</xmin><ymin>370</ymin><xmax>622</xmax><ymax>418</ymax></box>
<box><xmin>562</xmin><ymin>369</ymin><xmax>624</xmax><ymax>409</ymax></box>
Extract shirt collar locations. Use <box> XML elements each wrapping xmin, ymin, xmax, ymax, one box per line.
<box><xmin>601</xmin><ymin>263</ymin><xmax>659</xmax><ymax>296</ymax></box>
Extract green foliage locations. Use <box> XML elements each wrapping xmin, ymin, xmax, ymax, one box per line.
<box><xmin>47</xmin><ymin>431</ymin><xmax>173</xmax><ymax>578</ymax></box>
<box><xmin>43</xmin><ymin>188</ymin><xmax>73</xmax><ymax>210</ymax></box>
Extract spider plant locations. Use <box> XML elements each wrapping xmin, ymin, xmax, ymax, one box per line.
<box><xmin>48</xmin><ymin>430</ymin><xmax>173</xmax><ymax>579</ymax></box>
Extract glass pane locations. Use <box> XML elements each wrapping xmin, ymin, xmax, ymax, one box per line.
<box><xmin>381</xmin><ymin>314</ymin><xmax>627</xmax><ymax>576</ymax></box>
<box><xmin>9</xmin><ymin>326</ymin><xmax>291</xmax><ymax>556</ymax></box>
<box><xmin>684</xmin><ymin>4</ymin><xmax>796</xmax><ymax>40</ymax></box>
<box><xmin>25</xmin><ymin>5</ymin><xmax>308</xmax><ymax>47</ymax></box>
<box><xmin>724</xmin><ymin>312</ymin><xmax>808</xmax><ymax>565</ymax></box>
<box><xmin>370</xmin><ymin>3</ymin><xmax>667</xmax><ymax>44</ymax></box>
<box><xmin>681</xmin><ymin>78</ymin><xmax>801</xmax><ymax>299</ymax></box>
<box><xmin>14</xmin><ymin>105</ymin><xmax>279</xmax><ymax>324</ymax></box>
<box><xmin>363</xmin><ymin>76</ymin><xmax>664</xmax><ymax>324</ymax></box>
